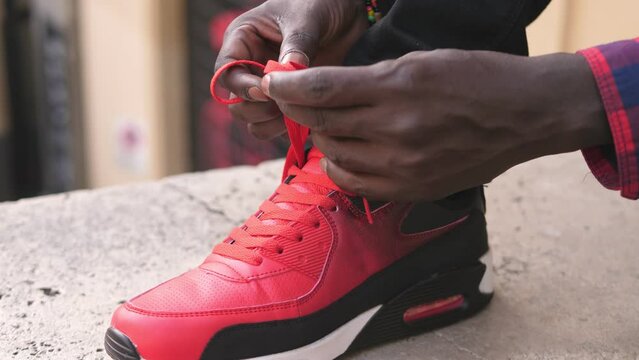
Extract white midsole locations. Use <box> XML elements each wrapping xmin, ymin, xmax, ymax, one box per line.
<box><xmin>244</xmin><ymin>305</ymin><xmax>382</xmax><ymax>360</ymax></box>
<box><xmin>478</xmin><ymin>250</ymin><xmax>494</xmax><ymax>294</ymax></box>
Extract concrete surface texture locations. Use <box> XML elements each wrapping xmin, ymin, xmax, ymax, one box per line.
<box><xmin>0</xmin><ymin>151</ymin><xmax>638</xmax><ymax>360</ymax></box>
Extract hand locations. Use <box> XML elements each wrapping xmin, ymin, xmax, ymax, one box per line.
<box><xmin>215</xmin><ymin>0</ymin><xmax>368</xmax><ymax>140</ymax></box>
<box><xmin>262</xmin><ymin>50</ymin><xmax>611</xmax><ymax>201</ymax></box>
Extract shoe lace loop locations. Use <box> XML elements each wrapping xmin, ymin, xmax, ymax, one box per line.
<box><xmin>210</xmin><ymin>60</ymin><xmax>373</xmax><ymax>265</ymax></box>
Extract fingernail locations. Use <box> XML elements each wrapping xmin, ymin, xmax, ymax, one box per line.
<box><xmin>261</xmin><ymin>75</ymin><xmax>271</xmax><ymax>97</ymax></box>
<box><xmin>320</xmin><ymin>158</ymin><xmax>327</xmax><ymax>173</ymax></box>
<box><xmin>248</xmin><ymin>87</ymin><xmax>269</xmax><ymax>102</ymax></box>
<box><xmin>281</xmin><ymin>51</ymin><xmax>310</xmax><ymax>66</ymax></box>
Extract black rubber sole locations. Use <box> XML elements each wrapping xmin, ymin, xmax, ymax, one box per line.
<box><xmin>347</xmin><ymin>262</ymin><xmax>492</xmax><ymax>353</ymax></box>
<box><xmin>105</xmin><ymin>327</ymin><xmax>140</xmax><ymax>360</ymax></box>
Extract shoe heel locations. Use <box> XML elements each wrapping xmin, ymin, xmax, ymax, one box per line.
<box><xmin>348</xmin><ymin>251</ymin><xmax>494</xmax><ymax>352</ymax></box>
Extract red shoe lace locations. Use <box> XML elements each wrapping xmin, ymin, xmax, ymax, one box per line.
<box><xmin>210</xmin><ymin>60</ymin><xmax>373</xmax><ymax>265</ymax></box>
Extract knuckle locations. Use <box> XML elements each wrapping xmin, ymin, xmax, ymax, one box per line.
<box><xmin>284</xmin><ymin>31</ymin><xmax>317</xmax><ymax>47</ymax></box>
<box><xmin>392</xmin><ymin>115</ymin><xmax>421</xmax><ymax>140</ymax></box>
<box><xmin>430</xmin><ymin>49</ymin><xmax>471</xmax><ymax>73</ymax></box>
<box><xmin>225</xmin><ymin>14</ymin><xmax>245</xmax><ymax>32</ymax></box>
<box><xmin>227</xmin><ymin>19</ymin><xmax>254</xmax><ymax>39</ymax></box>
<box><xmin>399</xmin><ymin>151</ymin><xmax>426</xmax><ymax>173</ymax></box>
<box><xmin>214</xmin><ymin>21</ymin><xmax>258</xmax><ymax>70</ymax></box>
<box><xmin>431</xmin><ymin>48</ymin><xmax>467</xmax><ymax>62</ymax></box>
<box><xmin>382</xmin><ymin>51</ymin><xmax>438</xmax><ymax>92</ymax></box>
<box><xmin>380</xmin><ymin>58</ymin><xmax>419</xmax><ymax>92</ymax></box>
<box><xmin>396</xmin><ymin>61</ymin><xmax>422</xmax><ymax>89</ymax></box>
<box><xmin>374</xmin><ymin>114</ymin><xmax>422</xmax><ymax>146</ymax></box>
<box><xmin>305</xmin><ymin>69</ymin><xmax>334</xmax><ymax>102</ymax></box>
<box><xmin>280</xmin><ymin>30</ymin><xmax>316</xmax><ymax>63</ymax></box>
<box><xmin>370</xmin><ymin>59</ymin><xmax>396</xmax><ymax>82</ymax></box>
<box><xmin>222</xmin><ymin>19</ymin><xmax>240</xmax><ymax>42</ymax></box>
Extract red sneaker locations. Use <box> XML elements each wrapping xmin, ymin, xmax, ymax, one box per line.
<box><xmin>104</xmin><ymin>61</ymin><xmax>494</xmax><ymax>360</ymax></box>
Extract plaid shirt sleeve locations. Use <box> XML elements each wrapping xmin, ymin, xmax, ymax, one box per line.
<box><xmin>578</xmin><ymin>38</ymin><xmax>639</xmax><ymax>200</ymax></box>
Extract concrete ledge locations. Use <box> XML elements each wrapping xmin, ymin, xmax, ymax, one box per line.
<box><xmin>1</xmin><ymin>153</ymin><xmax>638</xmax><ymax>359</ymax></box>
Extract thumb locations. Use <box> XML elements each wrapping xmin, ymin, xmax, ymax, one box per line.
<box><xmin>279</xmin><ymin>23</ymin><xmax>320</xmax><ymax>66</ymax></box>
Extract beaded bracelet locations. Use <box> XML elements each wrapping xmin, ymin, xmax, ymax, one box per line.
<box><xmin>365</xmin><ymin>0</ymin><xmax>382</xmax><ymax>25</ymax></box>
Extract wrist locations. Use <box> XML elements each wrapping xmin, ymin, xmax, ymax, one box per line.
<box><xmin>525</xmin><ymin>53</ymin><xmax>611</xmax><ymax>159</ymax></box>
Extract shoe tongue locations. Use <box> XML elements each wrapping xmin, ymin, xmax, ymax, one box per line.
<box><xmin>298</xmin><ymin>147</ymin><xmax>325</xmax><ymax>175</ymax></box>
<box><xmin>260</xmin><ymin>148</ymin><xmax>329</xmax><ymax>226</ymax></box>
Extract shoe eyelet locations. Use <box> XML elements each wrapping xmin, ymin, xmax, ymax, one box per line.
<box><xmin>297</xmin><ymin>235</ymin><xmax>303</xmax><ymax>242</ymax></box>
<box><xmin>330</xmin><ymin>205</ymin><xmax>338</xmax><ymax>212</ymax></box>
<box><xmin>314</xmin><ymin>222</ymin><xmax>320</xmax><ymax>229</ymax></box>
<box><xmin>277</xmin><ymin>247</ymin><xmax>284</xmax><ymax>254</ymax></box>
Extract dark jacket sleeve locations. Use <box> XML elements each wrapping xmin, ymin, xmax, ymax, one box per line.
<box><xmin>345</xmin><ymin>0</ymin><xmax>551</xmax><ymax>66</ymax></box>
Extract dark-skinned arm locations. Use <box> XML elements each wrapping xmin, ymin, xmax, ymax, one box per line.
<box><xmin>261</xmin><ymin>49</ymin><xmax>615</xmax><ymax>201</ymax></box>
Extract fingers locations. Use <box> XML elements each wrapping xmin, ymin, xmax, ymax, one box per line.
<box><xmin>312</xmin><ymin>134</ymin><xmax>393</xmax><ymax>175</ymax></box>
<box><xmin>216</xmin><ymin>14</ymin><xmax>321</xmax><ymax>102</ymax></box>
<box><xmin>321</xmin><ymin>159</ymin><xmax>397</xmax><ymax>201</ymax></box>
<box><xmin>262</xmin><ymin>66</ymin><xmax>379</xmax><ymax>107</ymax></box>
<box><xmin>229</xmin><ymin>100</ymin><xmax>281</xmax><ymax>124</ymax></box>
<box><xmin>281</xmin><ymin>51</ymin><xmax>310</xmax><ymax>67</ymax></box>
<box><xmin>247</xmin><ymin>119</ymin><xmax>287</xmax><ymax>140</ymax></box>
<box><xmin>230</xmin><ymin>100</ymin><xmax>284</xmax><ymax>140</ymax></box>
<box><xmin>279</xmin><ymin>21</ymin><xmax>320</xmax><ymax>66</ymax></box>
<box><xmin>277</xmin><ymin>103</ymin><xmax>373</xmax><ymax>135</ymax></box>
<box><xmin>226</xmin><ymin>68</ymin><xmax>269</xmax><ymax>102</ymax></box>
<box><xmin>215</xmin><ymin>23</ymin><xmax>272</xmax><ymax>102</ymax></box>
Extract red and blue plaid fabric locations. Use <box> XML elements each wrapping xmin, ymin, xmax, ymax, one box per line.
<box><xmin>578</xmin><ymin>38</ymin><xmax>639</xmax><ymax>200</ymax></box>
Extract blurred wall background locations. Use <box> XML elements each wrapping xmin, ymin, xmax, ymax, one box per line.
<box><xmin>0</xmin><ymin>0</ymin><xmax>637</xmax><ymax>201</ymax></box>
<box><xmin>4</xmin><ymin>0</ymin><xmax>86</xmax><ymax>198</ymax></box>
<box><xmin>527</xmin><ymin>0</ymin><xmax>639</xmax><ymax>55</ymax></box>
<box><xmin>78</xmin><ymin>0</ymin><xmax>189</xmax><ymax>188</ymax></box>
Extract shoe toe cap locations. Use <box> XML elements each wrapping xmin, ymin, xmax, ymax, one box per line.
<box><xmin>108</xmin><ymin>268</ymin><xmax>310</xmax><ymax>359</ymax></box>
<box><xmin>110</xmin><ymin>303</ymin><xmax>217</xmax><ymax>360</ymax></box>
